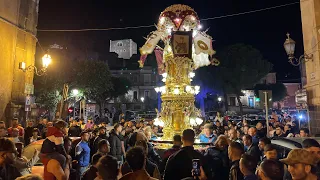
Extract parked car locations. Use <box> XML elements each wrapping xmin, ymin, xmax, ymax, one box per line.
<box><xmin>271</xmin><ymin>137</ymin><xmax>320</xmax><ymax>158</ymax></box>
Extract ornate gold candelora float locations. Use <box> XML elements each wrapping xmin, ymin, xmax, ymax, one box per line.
<box><xmin>139</xmin><ymin>4</ymin><xmax>219</xmax><ymax>140</ymax></box>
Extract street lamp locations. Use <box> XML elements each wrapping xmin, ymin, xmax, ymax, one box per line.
<box><xmin>284</xmin><ymin>33</ymin><xmax>313</xmax><ymax>66</ymax></box>
<box><xmin>140</xmin><ymin>97</ymin><xmax>145</xmax><ymax>102</ymax></box>
<box><xmin>217</xmin><ymin>97</ymin><xmax>222</xmax><ymax>102</ymax></box>
<box><xmin>72</xmin><ymin>89</ymin><xmax>79</xmax><ymax>96</ymax></box>
<box><xmin>19</xmin><ymin>54</ymin><xmax>52</xmax><ymax>76</ymax></box>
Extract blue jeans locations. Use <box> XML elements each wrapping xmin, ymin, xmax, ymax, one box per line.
<box><xmin>77</xmin><ymin>165</ymin><xmax>88</xmax><ymax>176</ymax></box>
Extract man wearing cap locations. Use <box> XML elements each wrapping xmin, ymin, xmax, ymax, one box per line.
<box><xmin>280</xmin><ymin>149</ymin><xmax>319</xmax><ymax>180</ymax></box>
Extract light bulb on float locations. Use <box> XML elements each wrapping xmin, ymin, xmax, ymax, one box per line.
<box><xmin>162</xmin><ymin>73</ymin><xmax>168</xmax><ymax>78</ymax></box>
<box><xmin>190</xmin><ymin>118</ymin><xmax>196</xmax><ymax>126</ymax></box>
<box><xmin>173</xmin><ymin>88</ymin><xmax>180</xmax><ymax>95</ymax></box>
<box><xmin>186</xmin><ymin>85</ymin><xmax>192</xmax><ymax>92</ymax></box>
<box><xmin>195</xmin><ymin>117</ymin><xmax>203</xmax><ymax>125</ymax></box>
<box><xmin>189</xmin><ymin>72</ymin><xmax>195</xmax><ymax>78</ymax></box>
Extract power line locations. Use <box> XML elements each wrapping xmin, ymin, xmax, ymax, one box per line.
<box><xmin>200</xmin><ymin>2</ymin><xmax>299</xmax><ymax>21</ymax></box>
<box><xmin>38</xmin><ymin>1</ymin><xmax>300</xmax><ymax>32</ymax></box>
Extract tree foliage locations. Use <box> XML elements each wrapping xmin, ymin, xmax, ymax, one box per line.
<box><xmin>254</xmin><ymin>83</ymin><xmax>287</xmax><ymax>102</ymax></box>
<box><xmin>35</xmin><ymin>59</ymin><xmax>131</xmax><ymax>118</ymax></box>
<box><xmin>70</xmin><ymin>60</ymin><xmax>113</xmax><ymax>102</ymax></box>
<box><xmin>216</xmin><ymin>43</ymin><xmax>273</xmax><ymax>114</ymax></box>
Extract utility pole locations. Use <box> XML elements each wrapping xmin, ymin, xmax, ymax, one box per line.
<box><xmin>264</xmin><ymin>91</ymin><xmax>270</xmax><ymax>137</ymax></box>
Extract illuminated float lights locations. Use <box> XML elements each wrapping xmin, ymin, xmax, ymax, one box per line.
<box><xmin>154</xmin><ymin>85</ymin><xmax>200</xmax><ymax>95</ymax></box>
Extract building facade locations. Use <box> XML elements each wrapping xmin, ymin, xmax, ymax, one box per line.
<box><xmin>300</xmin><ymin>0</ymin><xmax>320</xmax><ymax>134</ymax></box>
<box><xmin>0</xmin><ymin>0</ymin><xmax>39</xmax><ymax>122</ymax></box>
<box><xmin>109</xmin><ymin>66</ymin><xmax>159</xmax><ymax>111</ymax></box>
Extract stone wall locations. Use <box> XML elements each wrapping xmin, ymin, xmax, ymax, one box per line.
<box><xmin>300</xmin><ymin>0</ymin><xmax>320</xmax><ymax>134</ymax></box>
<box><xmin>0</xmin><ymin>0</ymin><xmax>39</xmax><ymax>123</ymax></box>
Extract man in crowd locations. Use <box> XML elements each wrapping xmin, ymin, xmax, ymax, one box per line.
<box><xmin>7</xmin><ymin>118</ymin><xmax>24</xmax><ymax>137</ymax></box>
<box><xmin>258</xmin><ymin>137</ymin><xmax>271</xmax><ymax>160</ymax></box>
<box><xmin>75</xmin><ymin>131</ymin><xmax>91</xmax><ymax>177</ymax></box>
<box><xmin>248</xmin><ymin>127</ymin><xmax>259</xmax><ymax>145</ymax></box>
<box><xmin>68</xmin><ymin>120</ymin><xmax>82</xmax><ymax>137</ymax></box>
<box><xmin>121</xmin><ymin>140</ymin><xmax>160</xmax><ymax>179</ymax></box>
<box><xmin>93</xmin><ymin>139</ymin><xmax>109</xmax><ymax>157</ymax></box>
<box><xmin>243</xmin><ymin>135</ymin><xmax>261</xmax><ymax>162</ymax></box>
<box><xmin>199</xmin><ymin>123</ymin><xmax>216</xmax><ymax>143</ymax></box>
<box><xmin>274</xmin><ymin>126</ymin><xmax>286</xmax><ymax>137</ymax></box>
<box><xmin>0</xmin><ymin>127</ymin><xmax>7</xmax><ymax>138</ymax></box>
<box><xmin>120</xmin><ymin>146</ymin><xmax>157</xmax><ymax>180</ymax></box>
<box><xmin>96</xmin><ymin>155</ymin><xmax>119</xmax><ymax>180</ymax></box>
<box><xmin>229</xmin><ymin>128</ymin><xmax>242</xmax><ymax>144</ymax></box>
<box><xmin>0</xmin><ymin>138</ymin><xmax>21</xmax><ymax>180</ymax></box>
<box><xmin>228</xmin><ymin>142</ymin><xmax>244</xmax><ymax>180</ymax></box>
<box><xmin>8</xmin><ymin>128</ymin><xmax>24</xmax><ymax>144</ymax></box>
<box><xmin>300</xmin><ymin>128</ymin><xmax>310</xmax><ymax>137</ymax></box>
<box><xmin>257</xmin><ymin>160</ymin><xmax>284</xmax><ymax>180</ymax></box>
<box><xmin>239</xmin><ymin>154</ymin><xmax>258</xmax><ymax>180</ymax></box>
<box><xmin>82</xmin><ymin>153</ymin><xmax>102</xmax><ymax>180</ymax></box>
<box><xmin>24</xmin><ymin>120</ymin><xmax>35</xmax><ymax>145</ymax></box>
<box><xmin>263</xmin><ymin>144</ymin><xmax>278</xmax><ymax>160</ymax></box>
<box><xmin>281</xmin><ymin>149</ymin><xmax>319</xmax><ymax>180</ymax></box>
<box><xmin>93</xmin><ymin>126</ymin><xmax>108</xmax><ymax>154</ymax></box>
<box><xmin>256</xmin><ymin>122</ymin><xmax>266</xmax><ymax>138</ymax></box>
<box><xmin>160</xmin><ymin>134</ymin><xmax>182</xmax><ymax>173</ymax></box>
<box><xmin>36</xmin><ymin>118</ymin><xmax>47</xmax><ymax>133</ymax></box>
<box><xmin>164</xmin><ymin>129</ymin><xmax>208</xmax><ymax>180</ymax></box>
<box><xmin>302</xmin><ymin>139</ymin><xmax>320</xmax><ymax>159</ymax></box>
<box><xmin>0</xmin><ymin>121</ymin><xmax>5</xmax><ymax>129</ymax></box>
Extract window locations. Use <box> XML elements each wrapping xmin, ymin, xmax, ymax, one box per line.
<box><xmin>117</xmin><ymin>42</ymin><xmax>123</xmax><ymax>47</ymax></box>
<box><xmin>133</xmin><ymin>91</ymin><xmax>138</xmax><ymax>100</ymax></box>
<box><xmin>144</xmin><ymin>74</ymin><xmax>151</xmax><ymax>84</ymax></box>
<box><xmin>248</xmin><ymin>97</ymin><xmax>254</xmax><ymax>108</ymax></box>
<box><xmin>144</xmin><ymin>90</ymin><xmax>150</xmax><ymax>97</ymax></box>
<box><xmin>229</xmin><ymin>97</ymin><xmax>236</xmax><ymax>106</ymax></box>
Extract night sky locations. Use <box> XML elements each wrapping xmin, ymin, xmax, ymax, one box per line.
<box><xmin>37</xmin><ymin>0</ymin><xmax>303</xmax><ymax>81</ymax></box>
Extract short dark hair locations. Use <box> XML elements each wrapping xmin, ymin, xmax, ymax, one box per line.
<box><xmin>0</xmin><ymin>121</ymin><xmax>4</xmax><ymax>124</ymax></box>
<box><xmin>97</xmin><ymin>155</ymin><xmax>118</xmax><ymax>179</ymax></box>
<box><xmin>32</xmin><ymin>128</ymin><xmax>39</xmax><ymax>133</ymax></box>
<box><xmin>300</xmin><ymin>128</ymin><xmax>310</xmax><ymax>134</ymax></box>
<box><xmin>243</xmin><ymin>134</ymin><xmax>252</xmax><ymax>143</ymax></box>
<box><xmin>98</xmin><ymin>139</ymin><xmax>109</xmax><ymax>150</ymax></box>
<box><xmin>182</xmin><ymin>129</ymin><xmax>195</xmax><ymax>142</ymax></box>
<box><xmin>302</xmin><ymin>139</ymin><xmax>320</xmax><ymax>148</ymax></box>
<box><xmin>241</xmin><ymin>154</ymin><xmax>258</xmax><ymax>173</ymax></box>
<box><xmin>126</xmin><ymin>147</ymin><xmax>145</xmax><ymax>171</ymax></box>
<box><xmin>229</xmin><ymin>142</ymin><xmax>244</xmax><ymax>155</ymax></box>
<box><xmin>173</xmin><ymin>134</ymin><xmax>182</xmax><ymax>142</ymax></box>
<box><xmin>264</xmin><ymin>144</ymin><xmax>277</xmax><ymax>152</ymax></box>
<box><xmin>92</xmin><ymin>153</ymin><xmax>102</xmax><ymax>165</ymax></box>
<box><xmin>54</xmin><ymin>120</ymin><xmax>68</xmax><ymax>129</ymax></box>
<box><xmin>80</xmin><ymin>131</ymin><xmax>89</xmax><ymax>136</ymax></box>
<box><xmin>259</xmin><ymin>137</ymin><xmax>271</xmax><ymax>145</ymax></box>
<box><xmin>12</xmin><ymin>118</ymin><xmax>18</xmax><ymax>121</ymax></box>
<box><xmin>260</xmin><ymin>160</ymin><xmax>284</xmax><ymax>180</ymax></box>
<box><xmin>0</xmin><ymin>138</ymin><xmax>17</xmax><ymax>154</ymax></box>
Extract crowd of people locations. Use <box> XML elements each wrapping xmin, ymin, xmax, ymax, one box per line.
<box><xmin>0</xmin><ymin>111</ymin><xmax>318</xmax><ymax>180</ymax></box>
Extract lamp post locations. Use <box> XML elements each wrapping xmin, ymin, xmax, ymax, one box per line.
<box><xmin>19</xmin><ymin>54</ymin><xmax>52</xmax><ymax>76</ymax></box>
<box><xmin>283</xmin><ymin>33</ymin><xmax>313</xmax><ymax>66</ymax></box>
